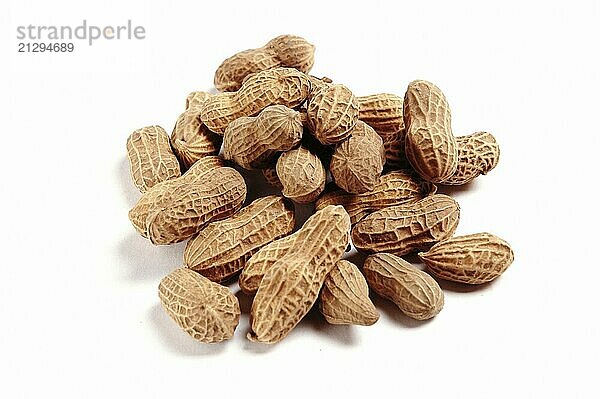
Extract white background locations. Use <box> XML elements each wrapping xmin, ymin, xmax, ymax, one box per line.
<box><xmin>2</xmin><ymin>0</ymin><xmax>599</xmax><ymax>397</ymax></box>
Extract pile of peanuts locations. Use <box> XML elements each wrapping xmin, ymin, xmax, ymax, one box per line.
<box><xmin>126</xmin><ymin>35</ymin><xmax>514</xmax><ymax>344</ymax></box>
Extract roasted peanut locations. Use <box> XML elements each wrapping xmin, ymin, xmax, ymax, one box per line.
<box><xmin>201</xmin><ymin>68</ymin><xmax>311</xmax><ymax>134</ymax></box>
<box><xmin>184</xmin><ymin>196</ymin><xmax>295</xmax><ymax>282</ymax></box>
<box><xmin>276</xmin><ymin>146</ymin><xmax>326</xmax><ymax>203</ymax></box>
<box><xmin>158</xmin><ymin>268</ymin><xmax>240</xmax><ymax>343</ymax></box>
<box><xmin>330</xmin><ymin>121</ymin><xmax>385</xmax><ymax>194</ymax></box>
<box><xmin>126</xmin><ymin>125</ymin><xmax>181</xmax><ymax>193</ymax></box>
<box><xmin>248</xmin><ymin>205</ymin><xmax>351</xmax><ymax>343</ymax></box>
<box><xmin>171</xmin><ymin>91</ymin><xmax>222</xmax><ymax>169</ymax></box>
<box><xmin>352</xmin><ymin>194</ymin><xmax>460</xmax><ymax>255</ymax></box>
<box><xmin>364</xmin><ymin>253</ymin><xmax>444</xmax><ymax>320</ymax></box>
<box><xmin>419</xmin><ymin>233</ymin><xmax>514</xmax><ymax>284</ymax></box>
<box><xmin>223</xmin><ymin>105</ymin><xmax>302</xmax><ymax>169</ymax></box>
<box><xmin>404</xmin><ymin>80</ymin><xmax>458</xmax><ymax>182</ymax></box>
<box><xmin>306</xmin><ymin>84</ymin><xmax>359</xmax><ymax>145</ymax></box>
<box><xmin>214</xmin><ymin>35</ymin><xmax>315</xmax><ymax>92</ymax></box>
<box><xmin>129</xmin><ymin>162</ymin><xmax>246</xmax><ymax>245</ymax></box>
<box><xmin>319</xmin><ymin>260</ymin><xmax>379</xmax><ymax>326</ymax></box>
<box><xmin>441</xmin><ymin>132</ymin><xmax>500</xmax><ymax>185</ymax></box>
<box><xmin>316</xmin><ymin>170</ymin><xmax>436</xmax><ymax>225</ymax></box>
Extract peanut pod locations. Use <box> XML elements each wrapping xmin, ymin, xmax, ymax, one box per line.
<box><xmin>441</xmin><ymin>132</ymin><xmax>500</xmax><ymax>185</ymax></box>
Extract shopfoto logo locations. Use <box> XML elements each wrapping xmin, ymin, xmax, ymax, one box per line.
<box><xmin>16</xmin><ymin>20</ymin><xmax>146</xmax><ymax>46</ymax></box>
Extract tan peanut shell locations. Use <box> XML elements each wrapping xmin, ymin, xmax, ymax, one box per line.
<box><xmin>419</xmin><ymin>233</ymin><xmax>514</xmax><ymax>284</ymax></box>
<box><xmin>316</xmin><ymin>170</ymin><xmax>437</xmax><ymax>225</ymax></box>
<box><xmin>128</xmin><ymin>163</ymin><xmax>246</xmax><ymax>245</ymax></box>
<box><xmin>184</xmin><ymin>196</ymin><xmax>295</xmax><ymax>282</ymax></box>
<box><xmin>364</xmin><ymin>253</ymin><xmax>444</xmax><ymax>320</ymax></box>
<box><xmin>276</xmin><ymin>146</ymin><xmax>326</xmax><ymax>203</ymax></box>
<box><xmin>248</xmin><ymin>205</ymin><xmax>351</xmax><ymax>343</ymax></box>
<box><xmin>201</xmin><ymin>68</ymin><xmax>311</xmax><ymax>134</ymax></box>
<box><xmin>404</xmin><ymin>80</ymin><xmax>458</xmax><ymax>182</ymax></box>
<box><xmin>126</xmin><ymin>125</ymin><xmax>181</xmax><ymax>193</ymax></box>
<box><xmin>306</xmin><ymin>84</ymin><xmax>359</xmax><ymax>145</ymax></box>
<box><xmin>330</xmin><ymin>121</ymin><xmax>385</xmax><ymax>194</ymax></box>
<box><xmin>352</xmin><ymin>194</ymin><xmax>460</xmax><ymax>255</ymax></box>
<box><xmin>441</xmin><ymin>132</ymin><xmax>500</xmax><ymax>185</ymax></box>
<box><xmin>318</xmin><ymin>260</ymin><xmax>379</xmax><ymax>326</ymax></box>
<box><xmin>223</xmin><ymin>105</ymin><xmax>303</xmax><ymax>169</ymax></box>
<box><xmin>171</xmin><ymin>92</ymin><xmax>223</xmax><ymax>169</ymax></box>
<box><xmin>158</xmin><ymin>268</ymin><xmax>240</xmax><ymax>343</ymax></box>
<box><xmin>214</xmin><ymin>35</ymin><xmax>315</xmax><ymax>92</ymax></box>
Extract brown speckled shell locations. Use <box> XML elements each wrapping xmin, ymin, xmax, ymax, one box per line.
<box><xmin>201</xmin><ymin>68</ymin><xmax>311</xmax><ymax>134</ymax></box>
<box><xmin>184</xmin><ymin>196</ymin><xmax>295</xmax><ymax>282</ymax></box>
<box><xmin>223</xmin><ymin>105</ymin><xmax>302</xmax><ymax>169</ymax></box>
<box><xmin>276</xmin><ymin>146</ymin><xmax>326</xmax><ymax>203</ymax></box>
<box><xmin>171</xmin><ymin>92</ymin><xmax>222</xmax><ymax>169</ymax></box>
<box><xmin>248</xmin><ymin>205</ymin><xmax>351</xmax><ymax>343</ymax></box>
<box><xmin>419</xmin><ymin>233</ymin><xmax>514</xmax><ymax>284</ymax></box>
<box><xmin>352</xmin><ymin>194</ymin><xmax>460</xmax><ymax>255</ymax></box>
<box><xmin>214</xmin><ymin>35</ymin><xmax>315</xmax><ymax>92</ymax></box>
<box><xmin>364</xmin><ymin>253</ymin><xmax>444</xmax><ymax>320</ymax></box>
<box><xmin>319</xmin><ymin>260</ymin><xmax>379</xmax><ymax>326</ymax></box>
<box><xmin>306</xmin><ymin>84</ymin><xmax>359</xmax><ymax>145</ymax></box>
<box><xmin>126</xmin><ymin>125</ymin><xmax>181</xmax><ymax>193</ymax></box>
<box><xmin>330</xmin><ymin>121</ymin><xmax>385</xmax><ymax>194</ymax></box>
<box><xmin>316</xmin><ymin>170</ymin><xmax>437</xmax><ymax>225</ymax></box>
<box><xmin>441</xmin><ymin>132</ymin><xmax>500</xmax><ymax>185</ymax></box>
<box><xmin>158</xmin><ymin>268</ymin><xmax>240</xmax><ymax>343</ymax></box>
<box><xmin>403</xmin><ymin>80</ymin><xmax>458</xmax><ymax>182</ymax></box>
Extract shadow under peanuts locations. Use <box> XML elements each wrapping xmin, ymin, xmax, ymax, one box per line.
<box><xmin>148</xmin><ymin>303</ymin><xmax>228</xmax><ymax>356</ymax></box>
<box><xmin>372</xmin><ymin>295</ymin><xmax>434</xmax><ymax>328</ymax></box>
<box><xmin>435</xmin><ymin>277</ymin><xmax>495</xmax><ymax>293</ymax></box>
<box><xmin>436</xmin><ymin>181</ymin><xmax>477</xmax><ymax>197</ymax></box>
<box><xmin>302</xmin><ymin>307</ymin><xmax>358</xmax><ymax>346</ymax></box>
<box><xmin>117</xmin><ymin>232</ymin><xmax>186</xmax><ymax>281</ymax></box>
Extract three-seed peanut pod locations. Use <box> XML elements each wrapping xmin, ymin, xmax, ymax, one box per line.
<box><xmin>364</xmin><ymin>253</ymin><xmax>444</xmax><ymax>320</ymax></box>
<box><xmin>126</xmin><ymin>125</ymin><xmax>181</xmax><ymax>193</ymax></box>
<box><xmin>306</xmin><ymin>84</ymin><xmax>359</xmax><ymax>145</ymax></box>
<box><xmin>330</xmin><ymin>121</ymin><xmax>385</xmax><ymax>194</ymax></box>
<box><xmin>223</xmin><ymin>105</ymin><xmax>303</xmax><ymax>169</ymax></box>
<box><xmin>441</xmin><ymin>132</ymin><xmax>500</xmax><ymax>185</ymax></box>
<box><xmin>419</xmin><ymin>233</ymin><xmax>514</xmax><ymax>284</ymax></box>
<box><xmin>276</xmin><ymin>146</ymin><xmax>326</xmax><ymax>203</ymax></box>
<box><xmin>201</xmin><ymin>67</ymin><xmax>311</xmax><ymax>134</ymax></box>
<box><xmin>184</xmin><ymin>196</ymin><xmax>295</xmax><ymax>282</ymax></box>
<box><xmin>248</xmin><ymin>205</ymin><xmax>351</xmax><ymax>344</ymax></box>
<box><xmin>128</xmin><ymin>160</ymin><xmax>246</xmax><ymax>245</ymax></box>
<box><xmin>171</xmin><ymin>91</ymin><xmax>222</xmax><ymax>169</ymax></box>
<box><xmin>316</xmin><ymin>170</ymin><xmax>437</xmax><ymax>225</ymax></box>
<box><xmin>158</xmin><ymin>268</ymin><xmax>240</xmax><ymax>343</ymax></box>
<box><xmin>319</xmin><ymin>260</ymin><xmax>379</xmax><ymax>326</ymax></box>
<box><xmin>214</xmin><ymin>35</ymin><xmax>315</xmax><ymax>92</ymax></box>
<box><xmin>403</xmin><ymin>80</ymin><xmax>458</xmax><ymax>182</ymax></box>
<box><xmin>352</xmin><ymin>194</ymin><xmax>460</xmax><ymax>255</ymax></box>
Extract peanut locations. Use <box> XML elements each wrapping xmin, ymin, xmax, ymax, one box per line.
<box><xmin>306</xmin><ymin>84</ymin><xmax>359</xmax><ymax>145</ymax></box>
<box><xmin>184</xmin><ymin>196</ymin><xmax>295</xmax><ymax>282</ymax></box>
<box><xmin>158</xmin><ymin>268</ymin><xmax>240</xmax><ymax>343</ymax></box>
<box><xmin>316</xmin><ymin>170</ymin><xmax>437</xmax><ymax>225</ymax></box>
<box><xmin>403</xmin><ymin>80</ymin><xmax>458</xmax><ymax>182</ymax></box>
<box><xmin>171</xmin><ymin>91</ymin><xmax>222</xmax><ymax>169</ymax></box>
<box><xmin>248</xmin><ymin>205</ymin><xmax>351</xmax><ymax>343</ymax></box>
<box><xmin>352</xmin><ymin>194</ymin><xmax>460</xmax><ymax>255</ymax></box>
<box><xmin>261</xmin><ymin>166</ymin><xmax>283</xmax><ymax>190</ymax></box>
<box><xmin>330</xmin><ymin>120</ymin><xmax>385</xmax><ymax>194</ymax></box>
<box><xmin>364</xmin><ymin>253</ymin><xmax>444</xmax><ymax>320</ymax></box>
<box><xmin>276</xmin><ymin>146</ymin><xmax>326</xmax><ymax>203</ymax></box>
<box><xmin>126</xmin><ymin>125</ymin><xmax>181</xmax><ymax>193</ymax></box>
<box><xmin>128</xmin><ymin>161</ymin><xmax>246</xmax><ymax>245</ymax></box>
<box><xmin>201</xmin><ymin>67</ymin><xmax>311</xmax><ymax>134</ymax></box>
<box><xmin>319</xmin><ymin>260</ymin><xmax>379</xmax><ymax>326</ymax></box>
<box><xmin>223</xmin><ymin>105</ymin><xmax>303</xmax><ymax>169</ymax></box>
<box><xmin>214</xmin><ymin>35</ymin><xmax>315</xmax><ymax>92</ymax></box>
<box><xmin>419</xmin><ymin>233</ymin><xmax>514</xmax><ymax>284</ymax></box>
<box><xmin>441</xmin><ymin>132</ymin><xmax>500</xmax><ymax>185</ymax></box>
